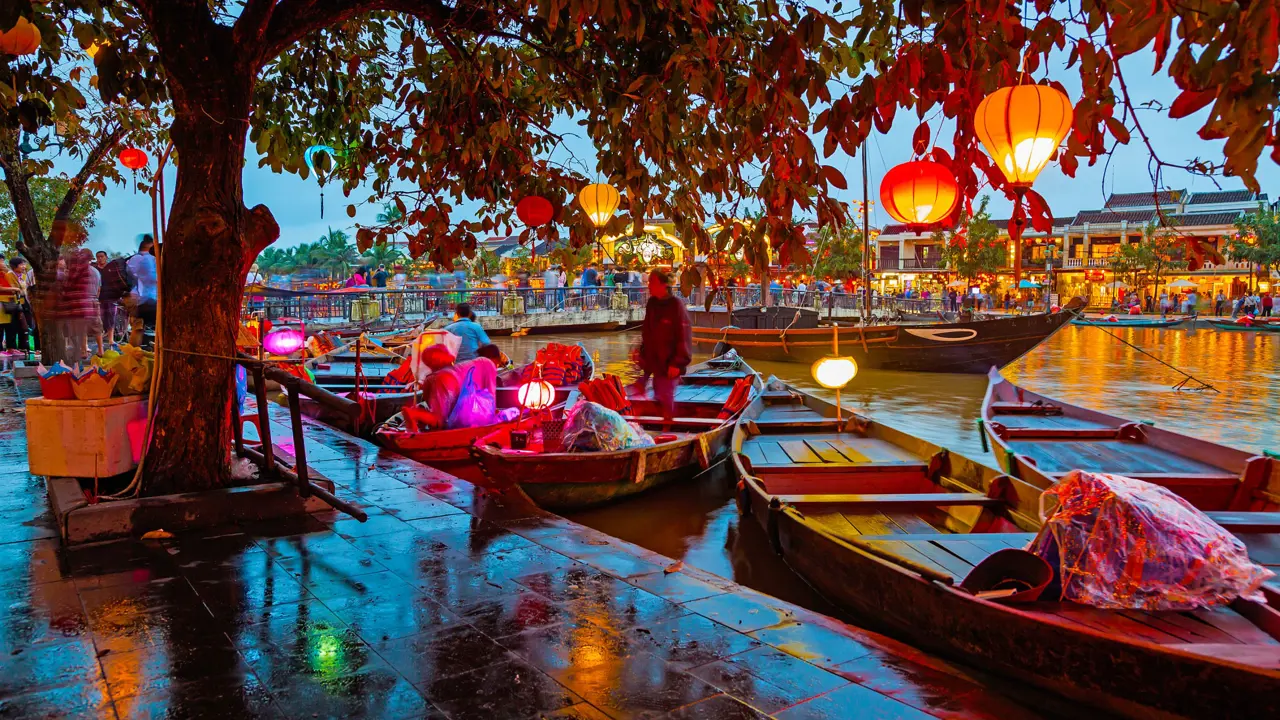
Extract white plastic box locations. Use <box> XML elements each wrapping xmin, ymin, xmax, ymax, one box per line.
<box><xmin>26</xmin><ymin>395</ymin><xmax>148</xmax><ymax>478</ymax></box>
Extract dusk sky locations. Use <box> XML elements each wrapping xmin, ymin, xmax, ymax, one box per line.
<box><xmin>76</xmin><ymin>47</ymin><xmax>1278</xmax><ymax>257</ymax></box>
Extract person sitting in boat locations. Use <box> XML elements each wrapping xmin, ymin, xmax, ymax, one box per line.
<box><xmin>477</xmin><ymin>342</ymin><xmax>511</xmax><ymax>370</ymax></box>
<box><xmin>445</xmin><ymin>302</ymin><xmax>492</xmax><ymax>363</ymax></box>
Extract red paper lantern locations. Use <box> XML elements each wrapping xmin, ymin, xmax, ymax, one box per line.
<box><xmin>516</xmin><ymin>196</ymin><xmax>555</xmax><ymax>227</ymax></box>
<box><xmin>879</xmin><ymin>160</ymin><xmax>959</xmax><ymax>230</ymax></box>
<box><xmin>119</xmin><ymin>147</ymin><xmax>148</xmax><ymax>170</ymax></box>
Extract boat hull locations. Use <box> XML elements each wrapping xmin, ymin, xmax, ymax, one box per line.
<box><xmin>1073</xmin><ymin>317</ymin><xmax>1188</xmax><ymax>328</ymax></box>
<box><xmin>693</xmin><ymin>311</ymin><xmax>1075</xmax><ymax>373</ymax></box>
<box><xmin>1203</xmin><ymin>319</ymin><xmax>1280</xmax><ymax>332</ymax></box>
<box><xmin>744</xmin><ymin>488</ymin><xmax>1280</xmax><ymax>719</ymax></box>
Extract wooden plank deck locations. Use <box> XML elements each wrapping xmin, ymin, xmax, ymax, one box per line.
<box><xmin>1006</xmin><ymin>439</ymin><xmax>1233</xmax><ymax>476</ymax></box>
<box><xmin>991</xmin><ymin>414</ymin><xmax>1118</xmax><ymax>432</ymax></box>
<box><xmin>742</xmin><ymin>433</ymin><xmax>920</xmax><ymax>467</ymax></box>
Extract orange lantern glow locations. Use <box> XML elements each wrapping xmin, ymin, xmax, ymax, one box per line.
<box><xmin>974</xmin><ymin>85</ymin><xmax>1074</xmax><ymax>186</ymax></box>
<box><xmin>517</xmin><ymin>379</ymin><xmax>556</xmax><ymax>410</ymax></box>
<box><xmin>0</xmin><ymin>17</ymin><xmax>41</xmax><ymax>56</ymax></box>
<box><xmin>119</xmin><ymin>147</ymin><xmax>148</xmax><ymax>170</ymax></box>
<box><xmin>576</xmin><ymin>183</ymin><xmax>620</xmax><ymax>228</ymax></box>
<box><xmin>879</xmin><ymin>161</ymin><xmax>959</xmax><ymax>229</ymax></box>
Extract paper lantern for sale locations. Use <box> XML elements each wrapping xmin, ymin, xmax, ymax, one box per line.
<box><xmin>879</xmin><ymin>161</ymin><xmax>959</xmax><ymax>229</ymax></box>
<box><xmin>974</xmin><ymin>85</ymin><xmax>1074</xmax><ymax>186</ymax></box>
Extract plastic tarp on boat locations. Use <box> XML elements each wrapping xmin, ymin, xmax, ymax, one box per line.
<box><xmin>561</xmin><ymin>401</ymin><xmax>654</xmax><ymax>453</ymax></box>
<box><xmin>1032</xmin><ymin>470</ymin><xmax>1274</xmax><ymax>610</ymax></box>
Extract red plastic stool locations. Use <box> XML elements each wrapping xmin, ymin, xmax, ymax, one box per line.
<box><xmin>240</xmin><ymin>414</ymin><xmax>263</xmax><ymax>447</ymax></box>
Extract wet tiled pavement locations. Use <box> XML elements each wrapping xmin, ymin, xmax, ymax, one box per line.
<box><xmin>0</xmin><ymin>388</ymin><xmax>1047</xmax><ymax>719</ymax></box>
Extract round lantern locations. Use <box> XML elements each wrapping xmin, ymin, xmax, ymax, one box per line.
<box><xmin>0</xmin><ymin>17</ymin><xmax>41</xmax><ymax>56</ymax></box>
<box><xmin>516</xmin><ymin>196</ymin><xmax>555</xmax><ymax>227</ymax></box>
<box><xmin>118</xmin><ymin>147</ymin><xmax>148</xmax><ymax>170</ymax></box>
<box><xmin>517</xmin><ymin>379</ymin><xmax>556</xmax><ymax>410</ymax></box>
<box><xmin>577</xmin><ymin>183</ymin><xmax>620</xmax><ymax>228</ymax></box>
<box><xmin>811</xmin><ymin>356</ymin><xmax>858</xmax><ymax>390</ymax></box>
<box><xmin>879</xmin><ymin>161</ymin><xmax>959</xmax><ymax>229</ymax></box>
<box><xmin>263</xmin><ymin>327</ymin><xmax>306</xmax><ymax>356</ymax></box>
<box><xmin>974</xmin><ymin>85</ymin><xmax>1074</xmax><ymax>186</ymax></box>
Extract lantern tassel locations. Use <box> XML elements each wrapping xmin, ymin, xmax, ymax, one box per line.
<box><xmin>320</xmin><ymin>190</ymin><xmax>325</xmax><ymax>219</ymax></box>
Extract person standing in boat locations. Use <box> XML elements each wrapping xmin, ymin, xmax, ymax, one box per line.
<box><xmin>445</xmin><ymin>302</ymin><xmax>492</xmax><ymax>363</ymax></box>
<box><xmin>635</xmin><ymin>269</ymin><xmax>692</xmax><ymax>425</ymax></box>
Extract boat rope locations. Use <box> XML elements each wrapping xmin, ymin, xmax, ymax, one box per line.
<box><xmin>1087</xmin><ymin>325</ymin><xmax>1219</xmax><ymax>393</ymax></box>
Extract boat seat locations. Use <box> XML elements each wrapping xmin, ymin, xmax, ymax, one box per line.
<box><xmin>988</xmin><ymin>401</ymin><xmax>1063</xmax><ymax>416</ymax></box>
<box><xmin>624</xmin><ymin>415</ymin><xmax>726</xmax><ymax>428</ymax></box>
<box><xmin>777</xmin><ymin>492</ymin><xmax>1005</xmax><ymax>509</ymax></box>
<box><xmin>1204</xmin><ymin>512</ymin><xmax>1280</xmax><ymax>533</ymax></box>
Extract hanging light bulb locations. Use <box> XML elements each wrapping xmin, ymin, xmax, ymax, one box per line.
<box><xmin>974</xmin><ymin>85</ymin><xmax>1074</xmax><ymax>187</ymax></box>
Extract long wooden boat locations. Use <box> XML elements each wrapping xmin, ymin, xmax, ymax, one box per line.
<box><xmin>1202</xmin><ymin>318</ymin><xmax>1280</xmax><ymax>332</ymax></box>
<box><xmin>732</xmin><ymin>379</ymin><xmax>1280</xmax><ymax>718</ymax></box>
<box><xmin>374</xmin><ymin>360</ymin><xmax>593</xmax><ymax>468</ymax></box>
<box><xmin>691</xmin><ymin>306</ymin><xmax>1078</xmax><ymax>373</ymax></box>
<box><xmin>1072</xmin><ymin>315</ymin><xmax>1189</xmax><ymax>328</ymax></box>
<box><xmin>470</xmin><ymin>355</ymin><xmax>762</xmax><ymax>510</ymax></box>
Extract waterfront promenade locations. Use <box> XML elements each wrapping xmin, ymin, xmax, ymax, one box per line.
<box><xmin>0</xmin><ymin>389</ymin><xmax>1050</xmax><ymax>718</ymax></box>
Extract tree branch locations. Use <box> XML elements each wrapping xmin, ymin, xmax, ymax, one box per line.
<box><xmin>257</xmin><ymin>0</ymin><xmax>494</xmax><ymax>63</ymax></box>
<box><xmin>233</xmin><ymin>0</ymin><xmax>281</xmax><ymax>48</ymax></box>
<box><xmin>53</xmin><ymin>124</ymin><xmax>126</xmax><ymax>224</ymax></box>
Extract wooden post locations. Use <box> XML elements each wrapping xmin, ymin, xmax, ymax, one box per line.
<box><xmin>250</xmin><ymin>363</ymin><xmax>275</xmax><ymax>476</ymax></box>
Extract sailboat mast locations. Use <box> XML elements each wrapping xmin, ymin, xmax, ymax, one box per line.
<box><xmin>861</xmin><ymin>148</ymin><xmax>871</xmax><ymax>322</ymax></box>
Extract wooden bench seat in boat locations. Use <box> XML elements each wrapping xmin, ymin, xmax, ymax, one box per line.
<box><xmin>742</xmin><ymin>434</ymin><xmax>923</xmax><ymax>467</ymax></box>
<box><xmin>988</xmin><ymin>401</ymin><xmax>1063</xmax><ymax>415</ymax></box>
<box><xmin>778</xmin><ymin>492</ymin><xmax>1005</xmax><ymax>509</ymax></box>
<box><xmin>623</xmin><ymin>416</ymin><xmax>727</xmax><ymax>429</ymax></box>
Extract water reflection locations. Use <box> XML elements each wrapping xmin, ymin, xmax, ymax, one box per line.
<box><xmin>498</xmin><ymin>323</ymin><xmax>1280</xmax><ymax>609</ymax></box>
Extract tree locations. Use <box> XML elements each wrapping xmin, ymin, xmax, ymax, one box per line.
<box><xmin>253</xmin><ymin>246</ymin><xmax>294</xmax><ymax>283</ymax></box>
<box><xmin>36</xmin><ymin>0</ymin><xmax>1280</xmax><ymax>496</ymax></box>
<box><xmin>937</xmin><ymin>197</ymin><xmax>1007</xmax><ymax>284</ymax></box>
<box><xmin>360</xmin><ymin>240</ymin><xmax>404</xmax><ymax>270</ymax></box>
<box><xmin>470</xmin><ymin>247</ymin><xmax>501</xmax><ymax>280</ymax></box>
<box><xmin>0</xmin><ymin>176</ymin><xmax>100</xmax><ymax>256</ymax></box>
<box><xmin>811</xmin><ymin>224</ymin><xmax>864</xmax><ymax>282</ymax></box>
<box><xmin>1142</xmin><ymin>222</ymin><xmax>1189</xmax><ymax>296</ymax></box>
<box><xmin>1109</xmin><ymin>242</ymin><xmax>1149</xmax><ymax>298</ymax></box>
<box><xmin>313</xmin><ymin>228</ymin><xmax>356</xmax><ymax>279</ymax></box>
<box><xmin>1227</xmin><ymin>206</ymin><xmax>1280</xmax><ymax>291</ymax></box>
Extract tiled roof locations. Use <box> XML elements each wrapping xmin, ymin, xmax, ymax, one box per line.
<box><xmin>1165</xmin><ymin>211</ymin><xmax>1245</xmax><ymax>227</ymax></box>
<box><xmin>1068</xmin><ymin>209</ymin><xmax>1158</xmax><ymax>226</ymax></box>
<box><xmin>1187</xmin><ymin>190</ymin><xmax>1262</xmax><ymax>205</ymax></box>
<box><xmin>1104</xmin><ymin>190</ymin><xmax>1184</xmax><ymax>209</ymax></box>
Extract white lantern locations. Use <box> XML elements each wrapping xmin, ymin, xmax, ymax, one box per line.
<box><xmin>517</xmin><ymin>379</ymin><xmax>556</xmax><ymax>410</ymax></box>
<box><xmin>811</xmin><ymin>356</ymin><xmax>857</xmax><ymax>389</ymax></box>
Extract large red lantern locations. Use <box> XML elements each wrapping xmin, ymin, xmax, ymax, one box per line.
<box><xmin>879</xmin><ymin>161</ymin><xmax>959</xmax><ymax>230</ymax></box>
<box><xmin>516</xmin><ymin>196</ymin><xmax>555</xmax><ymax>227</ymax></box>
<box><xmin>974</xmin><ymin>85</ymin><xmax>1074</xmax><ymax>187</ymax></box>
<box><xmin>118</xmin><ymin>147</ymin><xmax>148</xmax><ymax>170</ymax></box>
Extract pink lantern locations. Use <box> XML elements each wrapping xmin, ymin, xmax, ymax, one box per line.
<box><xmin>517</xmin><ymin>379</ymin><xmax>556</xmax><ymax>410</ymax></box>
<box><xmin>263</xmin><ymin>327</ymin><xmax>305</xmax><ymax>356</ymax></box>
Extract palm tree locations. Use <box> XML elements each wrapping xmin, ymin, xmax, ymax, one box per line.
<box><xmin>255</xmin><ymin>247</ymin><xmax>294</xmax><ymax>283</ymax></box>
<box><xmin>313</xmin><ymin>228</ymin><xmax>357</xmax><ymax>279</ymax></box>
<box><xmin>361</xmin><ymin>240</ymin><xmax>405</xmax><ymax>270</ymax></box>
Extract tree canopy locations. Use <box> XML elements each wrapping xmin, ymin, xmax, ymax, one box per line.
<box><xmin>1228</xmin><ymin>206</ymin><xmax>1280</xmax><ymax>280</ymax></box>
<box><xmin>0</xmin><ymin>175</ymin><xmax>100</xmax><ymax>256</ymax></box>
<box><xmin>936</xmin><ymin>196</ymin><xmax>1006</xmax><ymax>283</ymax></box>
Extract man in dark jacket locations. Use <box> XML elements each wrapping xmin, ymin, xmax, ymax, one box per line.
<box><xmin>636</xmin><ymin>269</ymin><xmax>692</xmax><ymax>423</ymax></box>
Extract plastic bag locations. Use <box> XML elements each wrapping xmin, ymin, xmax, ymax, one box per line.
<box><xmin>446</xmin><ymin>364</ymin><xmax>496</xmax><ymax>429</ymax></box>
<box><xmin>1031</xmin><ymin>470</ymin><xmax>1274</xmax><ymax>610</ymax></box>
<box><xmin>561</xmin><ymin>401</ymin><xmax>655</xmax><ymax>453</ymax></box>
<box><xmin>410</xmin><ymin>330</ymin><xmax>462</xmax><ymax>381</ymax></box>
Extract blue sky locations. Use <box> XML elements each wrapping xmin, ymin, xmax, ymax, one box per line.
<box><xmin>79</xmin><ymin>49</ymin><xmax>1278</xmax><ymax>257</ymax></box>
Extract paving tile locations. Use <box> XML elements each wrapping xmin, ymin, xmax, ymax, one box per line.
<box><xmin>293</xmin><ymin>568</ymin><xmax>412</xmax><ymax>603</ymax></box>
<box><xmin>541</xmin><ymin>702</ymin><xmax>613</xmax><ymax>719</ymax></box>
<box><xmin>422</xmin><ymin>657</ymin><xmax>582</xmax><ymax>720</ymax></box>
<box><xmin>327</xmin><ymin>512</ymin><xmax>413</xmax><ymax>539</ymax></box>
<box><xmin>502</xmin><ymin>621</ymin><xmax>642</xmax><ymax>678</ymax></box>
<box><xmin>556</xmin><ymin>650</ymin><xmax>722</xmax><ymax>720</ymax></box>
<box><xmin>457</xmin><ymin>587</ymin><xmax>568</xmax><ymax>639</ymax></box>
<box><xmin>243</xmin><ymin>625</ymin><xmax>389</xmax><ymax>690</ymax></box>
<box><xmin>323</xmin><ymin>590</ymin><xmax>461</xmax><ymax>644</ymax></box>
<box><xmin>80</xmin><ymin>576</ymin><xmax>223</xmax><ymax>653</ymax></box>
<box><xmin>0</xmin><ymin>538</ymin><xmax>67</xmax><ymax>588</ymax></box>
<box><xmin>832</xmin><ymin>654</ymin><xmax>1037</xmax><ymax>719</ymax></box>
<box><xmin>375</xmin><ymin>623</ymin><xmax>514</xmax><ymax>684</ymax></box>
<box><xmin>0</xmin><ymin>578</ymin><xmax>91</xmax><ymax>653</ymax></box>
<box><xmin>627</xmin><ymin>613</ymin><xmax>762</xmax><ymax>670</ymax></box>
<box><xmin>0</xmin><ymin>680</ymin><xmax>116</xmax><ymax>720</ymax></box>
<box><xmin>772</xmin><ymin>681</ymin><xmax>935</xmax><ymax>720</ymax></box>
<box><xmin>625</xmin><ymin>570</ymin><xmax>728</xmax><ymax>604</ymax></box>
<box><xmin>664</xmin><ymin>693</ymin><xmax>771</xmax><ymax>719</ymax></box>
<box><xmin>226</xmin><ymin>599</ymin><xmax>347</xmax><ymax>649</ymax></box>
<box><xmin>721</xmin><ymin>646</ymin><xmax>851</xmax><ymax>702</ymax></box>
<box><xmin>99</xmin><ymin>633</ymin><xmax>249</xmax><ymax>701</ymax></box>
<box><xmin>267</xmin><ymin>664</ymin><xmax>439</xmax><ymax>719</ymax></box>
<box><xmin>749</xmin><ymin>621</ymin><xmax>875</xmax><ymax>671</ymax></box>
<box><xmin>684</xmin><ymin>590</ymin><xmax>799</xmax><ymax>634</ymax></box>
<box><xmin>0</xmin><ymin>640</ymin><xmax>103</xmax><ymax>697</ymax></box>
<box><xmin>517</xmin><ymin>567</ymin><xmax>690</xmax><ymax>631</ymax></box>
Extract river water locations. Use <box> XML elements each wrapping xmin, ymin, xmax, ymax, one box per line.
<box><xmin>494</xmin><ymin>323</ymin><xmax>1280</xmax><ymax>611</ymax></box>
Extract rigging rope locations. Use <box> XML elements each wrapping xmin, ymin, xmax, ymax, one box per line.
<box><xmin>1088</xmin><ymin>324</ymin><xmax>1219</xmax><ymax>393</ymax></box>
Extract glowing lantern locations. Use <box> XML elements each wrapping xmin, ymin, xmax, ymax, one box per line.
<box><xmin>118</xmin><ymin>147</ymin><xmax>148</xmax><ymax>170</ymax></box>
<box><xmin>263</xmin><ymin>327</ymin><xmax>306</xmax><ymax>356</ymax></box>
<box><xmin>811</xmin><ymin>356</ymin><xmax>857</xmax><ymax>390</ymax></box>
<box><xmin>879</xmin><ymin>161</ymin><xmax>959</xmax><ymax>229</ymax></box>
<box><xmin>517</xmin><ymin>379</ymin><xmax>556</xmax><ymax>411</ymax></box>
<box><xmin>974</xmin><ymin>85</ymin><xmax>1074</xmax><ymax>186</ymax></box>
<box><xmin>0</xmin><ymin>17</ymin><xmax>41</xmax><ymax>56</ymax></box>
<box><xmin>577</xmin><ymin>183</ymin><xmax>620</xmax><ymax>228</ymax></box>
<box><xmin>516</xmin><ymin>196</ymin><xmax>555</xmax><ymax>227</ymax></box>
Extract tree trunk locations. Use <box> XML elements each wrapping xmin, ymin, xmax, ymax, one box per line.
<box><xmin>142</xmin><ymin>76</ymin><xmax>279</xmax><ymax>496</ymax></box>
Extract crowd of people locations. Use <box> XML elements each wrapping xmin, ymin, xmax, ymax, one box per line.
<box><xmin>1110</xmin><ymin>288</ymin><xmax>1276</xmax><ymax>318</ymax></box>
<box><xmin>0</xmin><ymin>235</ymin><xmax>158</xmax><ymax>367</ymax></box>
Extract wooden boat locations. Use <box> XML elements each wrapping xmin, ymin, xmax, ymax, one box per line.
<box><xmin>1073</xmin><ymin>315</ymin><xmax>1190</xmax><ymax>328</ymax></box>
<box><xmin>295</xmin><ymin>337</ymin><xmax>414</xmax><ymax>434</ymax></box>
<box><xmin>1202</xmin><ymin>318</ymin><xmax>1280</xmax><ymax>332</ymax></box>
<box><xmin>374</xmin><ymin>358</ymin><xmax>593</xmax><ymax>467</ymax></box>
<box><xmin>470</xmin><ymin>355</ymin><xmax>762</xmax><ymax>510</ymax></box>
<box><xmin>691</xmin><ymin>304</ymin><xmax>1079</xmax><ymax>373</ymax></box>
<box><xmin>731</xmin><ymin>378</ymin><xmax>1280</xmax><ymax>718</ymax></box>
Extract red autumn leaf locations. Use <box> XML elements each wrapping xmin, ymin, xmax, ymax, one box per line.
<box><xmin>912</xmin><ymin>122</ymin><xmax>930</xmax><ymax>156</ymax></box>
<box><xmin>1169</xmin><ymin>89</ymin><xmax>1216</xmax><ymax>119</ymax></box>
<box><xmin>1025</xmin><ymin>189</ymin><xmax>1052</xmax><ymax>234</ymax></box>
<box><xmin>820</xmin><ymin>165</ymin><xmax>848</xmax><ymax>190</ymax></box>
